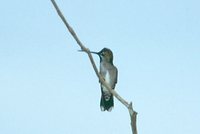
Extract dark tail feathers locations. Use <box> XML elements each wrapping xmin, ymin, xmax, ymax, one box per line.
<box><xmin>100</xmin><ymin>95</ymin><xmax>114</xmax><ymax>112</ymax></box>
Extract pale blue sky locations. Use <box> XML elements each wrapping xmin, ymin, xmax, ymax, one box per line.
<box><xmin>0</xmin><ymin>0</ymin><xmax>200</xmax><ymax>134</ymax></box>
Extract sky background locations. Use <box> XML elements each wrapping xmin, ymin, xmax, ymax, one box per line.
<box><xmin>0</xmin><ymin>0</ymin><xmax>200</xmax><ymax>134</ymax></box>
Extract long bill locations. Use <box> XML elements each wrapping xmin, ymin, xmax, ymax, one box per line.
<box><xmin>78</xmin><ymin>50</ymin><xmax>99</xmax><ymax>55</ymax></box>
<box><xmin>89</xmin><ymin>51</ymin><xmax>99</xmax><ymax>55</ymax></box>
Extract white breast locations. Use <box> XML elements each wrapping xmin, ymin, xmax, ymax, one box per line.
<box><xmin>100</xmin><ymin>62</ymin><xmax>112</xmax><ymax>93</ymax></box>
<box><xmin>105</xmin><ymin>71</ymin><xmax>111</xmax><ymax>85</ymax></box>
<box><xmin>102</xmin><ymin>71</ymin><xmax>111</xmax><ymax>92</ymax></box>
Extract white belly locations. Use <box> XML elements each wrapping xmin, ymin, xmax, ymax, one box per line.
<box><xmin>102</xmin><ymin>71</ymin><xmax>111</xmax><ymax>92</ymax></box>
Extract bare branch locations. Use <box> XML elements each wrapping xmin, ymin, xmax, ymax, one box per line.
<box><xmin>50</xmin><ymin>0</ymin><xmax>138</xmax><ymax>134</ymax></box>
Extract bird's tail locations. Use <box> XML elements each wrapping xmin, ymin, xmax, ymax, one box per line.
<box><xmin>100</xmin><ymin>94</ymin><xmax>114</xmax><ymax>112</ymax></box>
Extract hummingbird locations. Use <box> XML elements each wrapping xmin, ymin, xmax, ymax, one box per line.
<box><xmin>90</xmin><ymin>48</ymin><xmax>118</xmax><ymax>111</ymax></box>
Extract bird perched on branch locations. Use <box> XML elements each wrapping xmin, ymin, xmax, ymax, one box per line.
<box><xmin>90</xmin><ymin>48</ymin><xmax>118</xmax><ymax>111</ymax></box>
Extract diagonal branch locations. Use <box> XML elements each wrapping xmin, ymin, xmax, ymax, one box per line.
<box><xmin>50</xmin><ymin>0</ymin><xmax>138</xmax><ymax>134</ymax></box>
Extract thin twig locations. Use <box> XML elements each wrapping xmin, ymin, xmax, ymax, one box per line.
<box><xmin>50</xmin><ymin>0</ymin><xmax>138</xmax><ymax>134</ymax></box>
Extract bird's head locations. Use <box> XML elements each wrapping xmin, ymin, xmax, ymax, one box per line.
<box><xmin>90</xmin><ymin>48</ymin><xmax>114</xmax><ymax>64</ymax></box>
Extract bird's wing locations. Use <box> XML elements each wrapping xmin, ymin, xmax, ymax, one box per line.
<box><xmin>110</xmin><ymin>66</ymin><xmax>118</xmax><ymax>89</ymax></box>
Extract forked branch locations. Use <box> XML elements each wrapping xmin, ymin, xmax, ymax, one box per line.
<box><xmin>50</xmin><ymin>0</ymin><xmax>138</xmax><ymax>134</ymax></box>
